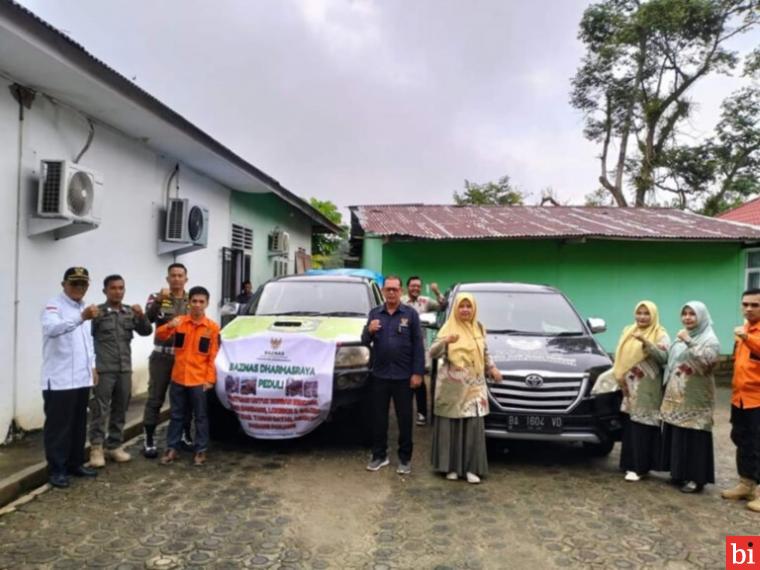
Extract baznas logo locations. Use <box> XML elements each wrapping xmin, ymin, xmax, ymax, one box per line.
<box><xmin>270</xmin><ymin>337</ymin><xmax>283</xmax><ymax>350</ymax></box>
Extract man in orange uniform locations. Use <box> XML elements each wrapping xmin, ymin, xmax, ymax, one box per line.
<box><xmin>722</xmin><ymin>288</ymin><xmax>760</xmax><ymax>512</ymax></box>
<box><xmin>155</xmin><ymin>286</ymin><xmax>220</xmax><ymax>466</ymax></box>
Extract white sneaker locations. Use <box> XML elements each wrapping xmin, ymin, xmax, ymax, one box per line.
<box><xmin>466</xmin><ymin>472</ymin><xmax>481</xmax><ymax>484</ymax></box>
<box><xmin>446</xmin><ymin>472</ymin><xmax>459</xmax><ymax>480</ymax></box>
<box><xmin>416</xmin><ymin>413</ymin><xmax>427</xmax><ymax>426</ymax></box>
<box><xmin>624</xmin><ymin>471</ymin><xmax>641</xmax><ymax>482</ymax></box>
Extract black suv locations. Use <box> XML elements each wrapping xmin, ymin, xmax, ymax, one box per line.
<box><xmin>430</xmin><ymin>282</ymin><xmax>622</xmax><ymax>455</ymax></box>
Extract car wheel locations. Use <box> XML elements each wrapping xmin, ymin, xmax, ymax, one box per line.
<box><xmin>207</xmin><ymin>389</ymin><xmax>240</xmax><ymax>441</ymax></box>
<box><xmin>583</xmin><ymin>439</ymin><xmax>615</xmax><ymax>457</ymax></box>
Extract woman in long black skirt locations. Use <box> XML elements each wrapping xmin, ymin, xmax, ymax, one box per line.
<box><xmin>646</xmin><ymin>301</ymin><xmax>720</xmax><ymax>494</ymax></box>
<box><xmin>611</xmin><ymin>301</ymin><xmax>670</xmax><ymax>481</ymax></box>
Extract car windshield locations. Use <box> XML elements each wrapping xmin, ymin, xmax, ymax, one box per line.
<box><xmin>458</xmin><ymin>290</ymin><xmax>585</xmax><ymax>335</ymax></box>
<box><xmin>252</xmin><ymin>281</ymin><xmax>371</xmax><ymax>317</ymax></box>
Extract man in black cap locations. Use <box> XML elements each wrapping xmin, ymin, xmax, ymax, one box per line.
<box><xmin>40</xmin><ymin>267</ymin><xmax>100</xmax><ymax>488</ymax></box>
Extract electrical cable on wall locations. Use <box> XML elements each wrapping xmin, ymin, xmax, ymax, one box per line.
<box><xmin>165</xmin><ymin>163</ymin><xmax>179</xmax><ymax>210</ymax></box>
<box><xmin>73</xmin><ymin>118</ymin><xmax>94</xmax><ymax>164</ymax></box>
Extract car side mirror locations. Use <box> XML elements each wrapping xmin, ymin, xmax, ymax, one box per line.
<box><xmin>221</xmin><ymin>302</ymin><xmax>241</xmax><ymax>317</ymax></box>
<box><xmin>587</xmin><ymin>317</ymin><xmax>606</xmax><ymax>334</ymax></box>
<box><xmin>420</xmin><ymin>312</ymin><xmax>438</xmax><ymax>329</ymax></box>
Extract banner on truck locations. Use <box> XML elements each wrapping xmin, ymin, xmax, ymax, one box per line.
<box><xmin>215</xmin><ymin>333</ymin><xmax>336</xmax><ymax>439</ymax></box>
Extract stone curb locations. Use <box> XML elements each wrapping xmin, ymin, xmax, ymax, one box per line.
<box><xmin>0</xmin><ymin>408</ymin><xmax>169</xmax><ymax>509</ymax></box>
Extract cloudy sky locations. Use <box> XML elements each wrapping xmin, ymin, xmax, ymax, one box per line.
<box><xmin>16</xmin><ymin>0</ymin><xmax>759</xmax><ymax>212</ymax></box>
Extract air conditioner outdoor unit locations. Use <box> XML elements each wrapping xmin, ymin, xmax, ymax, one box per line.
<box><xmin>36</xmin><ymin>160</ymin><xmax>101</xmax><ymax>224</ymax></box>
<box><xmin>164</xmin><ymin>198</ymin><xmax>209</xmax><ymax>246</ymax></box>
<box><xmin>268</xmin><ymin>229</ymin><xmax>290</xmax><ymax>254</ymax></box>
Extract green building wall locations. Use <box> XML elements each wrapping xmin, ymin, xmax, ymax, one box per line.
<box><xmin>373</xmin><ymin>238</ymin><xmax>745</xmax><ymax>353</ymax></box>
<box><xmin>230</xmin><ymin>192</ymin><xmax>314</xmax><ymax>288</ymax></box>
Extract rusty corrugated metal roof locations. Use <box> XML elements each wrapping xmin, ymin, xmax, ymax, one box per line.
<box><xmin>718</xmin><ymin>197</ymin><xmax>760</xmax><ymax>226</ymax></box>
<box><xmin>350</xmin><ymin>204</ymin><xmax>760</xmax><ymax>241</ymax></box>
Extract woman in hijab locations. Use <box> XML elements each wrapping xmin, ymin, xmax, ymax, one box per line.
<box><xmin>430</xmin><ymin>293</ymin><xmax>502</xmax><ymax>484</ymax></box>
<box><xmin>642</xmin><ymin>301</ymin><xmax>721</xmax><ymax>493</ymax></box>
<box><xmin>613</xmin><ymin>301</ymin><xmax>670</xmax><ymax>482</ymax></box>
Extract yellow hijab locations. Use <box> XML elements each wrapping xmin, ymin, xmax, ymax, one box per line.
<box><xmin>613</xmin><ymin>300</ymin><xmax>667</xmax><ymax>379</ymax></box>
<box><xmin>436</xmin><ymin>293</ymin><xmax>486</xmax><ymax>375</ymax></box>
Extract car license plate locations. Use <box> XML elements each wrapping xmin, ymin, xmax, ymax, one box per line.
<box><xmin>506</xmin><ymin>414</ymin><xmax>563</xmax><ymax>433</ymax></box>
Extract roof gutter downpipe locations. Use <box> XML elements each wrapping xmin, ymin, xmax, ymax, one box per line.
<box><xmin>9</xmin><ymin>83</ymin><xmax>35</xmax><ymax>441</ymax></box>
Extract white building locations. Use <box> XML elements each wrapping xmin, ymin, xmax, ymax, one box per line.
<box><xmin>0</xmin><ymin>2</ymin><xmax>340</xmax><ymax>438</ymax></box>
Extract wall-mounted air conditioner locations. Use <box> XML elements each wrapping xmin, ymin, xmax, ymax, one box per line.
<box><xmin>157</xmin><ymin>198</ymin><xmax>209</xmax><ymax>255</ymax></box>
<box><xmin>28</xmin><ymin>159</ymin><xmax>102</xmax><ymax>238</ymax></box>
<box><xmin>268</xmin><ymin>229</ymin><xmax>289</xmax><ymax>255</ymax></box>
<box><xmin>165</xmin><ymin>198</ymin><xmax>209</xmax><ymax>246</ymax></box>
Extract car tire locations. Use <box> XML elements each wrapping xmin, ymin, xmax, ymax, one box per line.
<box><xmin>583</xmin><ymin>439</ymin><xmax>615</xmax><ymax>457</ymax></box>
<box><xmin>207</xmin><ymin>389</ymin><xmax>240</xmax><ymax>441</ymax></box>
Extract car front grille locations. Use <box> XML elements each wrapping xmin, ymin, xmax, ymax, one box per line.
<box><xmin>488</xmin><ymin>369</ymin><xmax>588</xmax><ymax>413</ymax></box>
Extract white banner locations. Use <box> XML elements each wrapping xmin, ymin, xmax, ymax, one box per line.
<box><xmin>215</xmin><ymin>333</ymin><xmax>336</xmax><ymax>439</ymax></box>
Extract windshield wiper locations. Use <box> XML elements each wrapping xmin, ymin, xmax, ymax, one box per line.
<box><xmin>319</xmin><ymin>311</ymin><xmax>367</xmax><ymax>317</ymax></box>
<box><xmin>549</xmin><ymin>331</ymin><xmax>585</xmax><ymax>337</ymax></box>
<box><xmin>257</xmin><ymin>311</ymin><xmax>321</xmax><ymax>316</ymax></box>
<box><xmin>487</xmin><ymin>329</ymin><xmax>544</xmax><ymax>335</ymax></box>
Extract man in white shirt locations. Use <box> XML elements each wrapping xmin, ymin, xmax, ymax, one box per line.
<box><xmin>41</xmin><ymin>267</ymin><xmax>100</xmax><ymax>488</ymax></box>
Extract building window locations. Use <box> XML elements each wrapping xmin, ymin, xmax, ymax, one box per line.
<box><xmin>747</xmin><ymin>249</ymin><xmax>760</xmax><ymax>289</ymax></box>
<box><xmin>222</xmin><ymin>224</ymin><xmax>253</xmax><ymax>303</ymax></box>
<box><xmin>273</xmin><ymin>258</ymin><xmax>289</xmax><ymax>278</ymax></box>
<box><xmin>231</xmin><ymin>223</ymin><xmax>253</xmax><ymax>251</ymax></box>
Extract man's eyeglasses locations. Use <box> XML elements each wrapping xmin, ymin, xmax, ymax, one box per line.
<box><xmin>742</xmin><ymin>302</ymin><xmax>760</xmax><ymax>308</ymax></box>
<box><xmin>68</xmin><ymin>281</ymin><xmax>89</xmax><ymax>288</ymax></box>
<box><xmin>384</xmin><ymin>287</ymin><xmax>400</xmax><ymax>292</ymax></box>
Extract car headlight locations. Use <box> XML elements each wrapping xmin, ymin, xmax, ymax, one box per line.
<box><xmin>335</xmin><ymin>346</ymin><xmax>370</xmax><ymax>368</ymax></box>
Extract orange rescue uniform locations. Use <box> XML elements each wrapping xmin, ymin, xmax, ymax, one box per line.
<box><xmin>155</xmin><ymin>315</ymin><xmax>220</xmax><ymax>387</ymax></box>
<box><xmin>732</xmin><ymin>322</ymin><xmax>760</xmax><ymax>409</ymax></box>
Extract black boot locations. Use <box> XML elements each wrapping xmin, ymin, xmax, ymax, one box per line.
<box><xmin>142</xmin><ymin>425</ymin><xmax>158</xmax><ymax>459</ymax></box>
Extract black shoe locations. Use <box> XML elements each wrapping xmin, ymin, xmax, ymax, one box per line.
<box><xmin>49</xmin><ymin>473</ymin><xmax>70</xmax><ymax>488</ymax></box>
<box><xmin>142</xmin><ymin>444</ymin><xmax>158</xmax><ymax>459</ymax></box>
<box><xmin>680</xmin><ymin>481</ymin><xmax>704</xmax><ymax>494</ymax></box>
<box><xmin>71</xmin><ymin>465</ymin><xmax>98</xmax><ymax>477</ymax></box>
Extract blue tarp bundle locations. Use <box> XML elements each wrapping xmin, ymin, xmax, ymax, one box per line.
<box><xmin>305</xmin><ymin>268</ymin><xmax>384</xmax><ymax>287</ymax></box>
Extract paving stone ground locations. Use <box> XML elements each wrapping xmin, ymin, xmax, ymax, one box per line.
<box><xmin>0</xmin><ymin>386</ymin><xmax>757</xmax><ymax>569</ymax></box>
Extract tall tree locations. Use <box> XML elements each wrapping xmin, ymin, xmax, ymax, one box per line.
<box><xmin>652</xmin><ymin>56</ymin><xmax>760</xmax><ymax>213</ymax></box>
<box><xmin>571</xmin><ymin>0</ymin><xmax>759</xmax><ymax>207</ymax></box>
<box><xmin>453</xmin><ymin>175</ymin><xmax>525</xmax><ymax>205</ymax></box>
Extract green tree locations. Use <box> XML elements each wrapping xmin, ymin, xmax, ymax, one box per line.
<box><xmin>653</xmin><ymin>85</ymin><xmax>760</xmax><ymax>214</ymax></box>
<box><xmin>309</xmin><ymin>198</ymin><xmax>348</xmax><ymax>268</ymax></box>
<box><xmin>453</xmin><ymin>175</ymin><xmax>525</xmax><ymax>205</ymax></box>
<box><xmin>571</xmin><ymin>0</ymin><xmax>759</xmax><ymax>207</ymax></box>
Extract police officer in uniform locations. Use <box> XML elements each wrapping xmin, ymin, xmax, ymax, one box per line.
<box><xmin>89</xmin><ymin>274</ymin><xmax>153</xmax><ymax>467</ymax></box>
<box><xmin>142</xmin><ymin>263</ymin><xmax>191</xmax><ymax>458</ymax></box>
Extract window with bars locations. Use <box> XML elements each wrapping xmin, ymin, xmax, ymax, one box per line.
<box><xmin>273</xmin><ymin>258</ymin><xmax>289</xmax><ymax>278</ymax></box>
<box><xmin>747</xmin><ymin>250</ymin><xmax>760</xmax><ymax>289</ymax></box>
<box><xmin>221</xmin><ymin>223</ymin><xmax>253</xmax><ymax>303</ymax></box>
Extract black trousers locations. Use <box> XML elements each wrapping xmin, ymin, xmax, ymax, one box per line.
<box><xmin>371</xmin><ymin>377</ymin><xmax>413</xmax><ymax>463</ymax></box>
<box><xmin>43</xmin><ymin>387</ymin><xmax>90</xmax><ymax>476</ymax></box>
<box><xmin>414</xmin><ymin>382</ymin><xmax>427</xmax><ymax>418</ymax></box>
<box><xmin>730</xmin><ymin>405</ymin><xmax>760</xmax><ymax>483</ymax></box>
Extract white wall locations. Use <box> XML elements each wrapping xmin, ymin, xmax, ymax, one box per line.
<box><xmin>2</xmin><ymin>78</ymin><xmax>232</xmax><ymax>433</ymax></box>
<box><xmin>0</xmin><ymin>80</ymin><xmax>21</xmax><ymax>440</ymax></box>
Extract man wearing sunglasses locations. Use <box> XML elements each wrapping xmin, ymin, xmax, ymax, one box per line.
<box><xmin>361</xmin><ymin>275</ymin><xmax>425</xmax><ymax>475</ymax></box>
<box><xmin>40</xmin><ymin>267</ymin><xmax>100</xmax><ymax>488</ymax></box>
<box><xmin>723</xmin><ymin>288</ymin><xmax>760</xmax><ymax>512</ymax></box>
